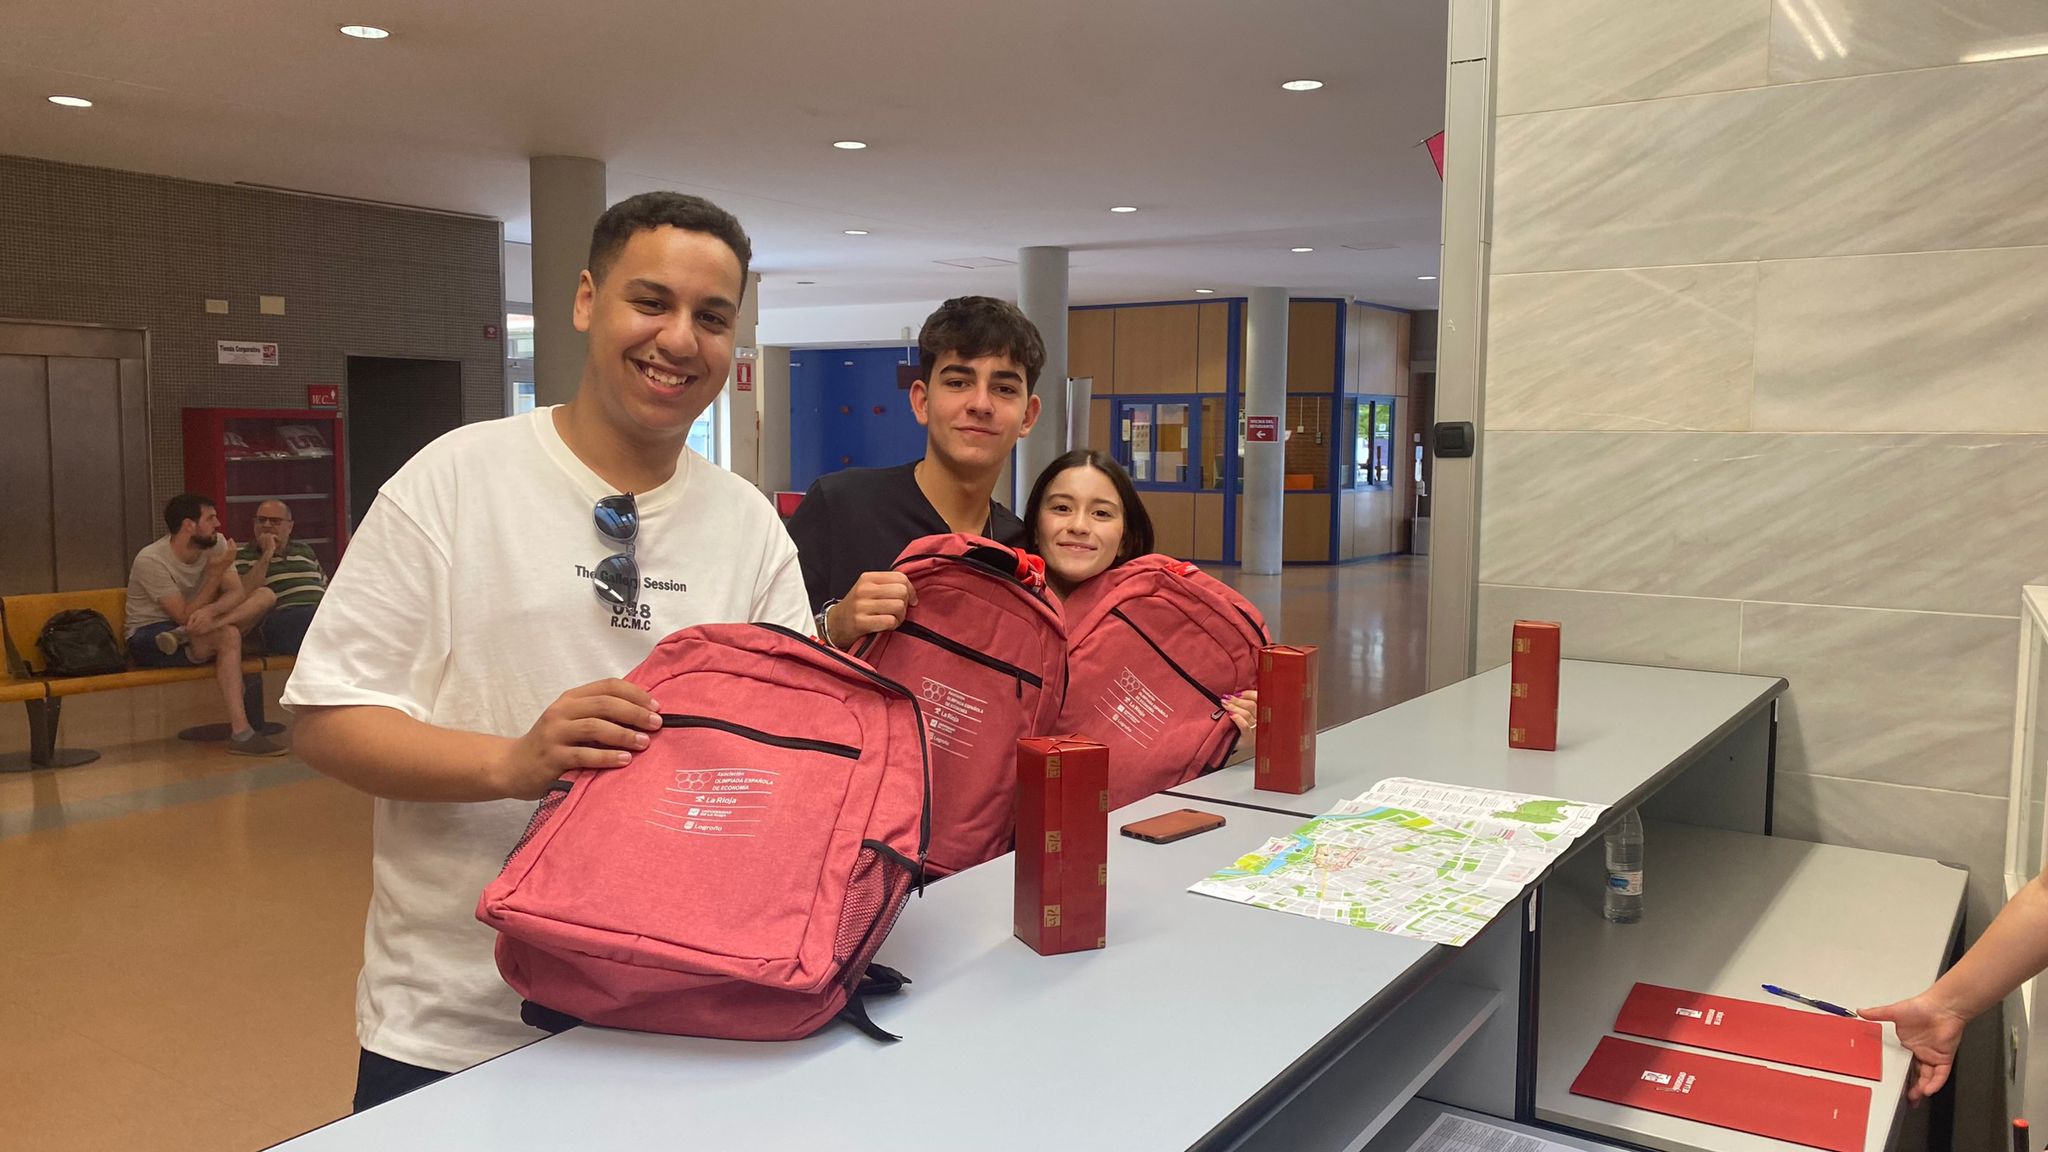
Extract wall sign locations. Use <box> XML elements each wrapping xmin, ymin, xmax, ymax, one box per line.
<box><xmin>307</xmin><ymin>384</ymin><xmax>340</xmax><ymax>408</ymax></box>
<box><xmin>1246</xmin><ymin>415</ymin><xmax>1280</xmax><ymax>443</ymax></box>
<box><xmin>735</xmin><ymin>362</ymin><xmax>754</xmax><ymax>391</ymax></box>
<box><xmin>218</xmin><ymin>340</ymin><xmax>279</xmax><ymax>367</ymax></box>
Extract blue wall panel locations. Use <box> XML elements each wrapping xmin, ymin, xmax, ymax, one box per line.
<box><xmin>788</xmin><ymin>347</ymin><xmax>930</xmax><ymax>492</ymax></box>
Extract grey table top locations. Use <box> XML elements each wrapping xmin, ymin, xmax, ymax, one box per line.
<box><xmin>1169</xmin><ymin>661</ymin><xmax>1785</xmax><ymax>819</ymax></box>
<box><xmin>271</xmin><ymin>792</ymin><xmax>1447</xmax><ymax>1152</ymax></box>
<box><xmin>1535</xmin><ymin>820</ymin><xmax>1966</xmax><ymax>1152</ymax></box>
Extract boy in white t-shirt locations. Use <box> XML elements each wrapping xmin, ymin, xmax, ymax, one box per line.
<box><xmin>283</xmin><ymin>193</ymin><xmax>811</xmax><ymax>1111</ymax></box>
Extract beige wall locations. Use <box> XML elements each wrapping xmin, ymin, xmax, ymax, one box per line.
<box><xmin>0</xmin><ymin>155</ymin><xmax>505</xmax><ymax>511</ymax></box>
<box><xmin>1482</xmin><ymin>2</ymin><xmax>2048</xmax><ymax>1136</ymax></box>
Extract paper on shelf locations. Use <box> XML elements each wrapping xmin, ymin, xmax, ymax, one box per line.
<box><xmin>1187</xmin><ymin>777</ymin><xmax>1608</xmax><ymax>946</ymax></box>
<box><xmin>1404</xmin><ymin>1113</ymin><xmax>1578</xmax><ymax>1152</ymax></box>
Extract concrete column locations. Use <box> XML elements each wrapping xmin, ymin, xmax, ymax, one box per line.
<box><xmin>1425</xmin><ymin>0</ymin><xmax>1498</xmax><ymax>691</ymax></box>
<box><xmin>1015</xmin><ymin>246</ymin><xmax>1069</xmax><ymax>507</ymax></box>
<box><xmin>728</xmin><ymin>272</ymin><xmax>762</xmax><ymax>483</ymax></box>
<box><xmin>1242</xmin><ymin>287</ymin><xmax>1289</xmax><ymax>575</ymax></box>
<box><xmin>529</xmin><ymin>156</ymin><xmax>607</xmax><ymax>408</ymax></box>
<box><xmin>758</xmin><ymin>345</ymin><xmax>793</xmax><ymax>494</ymax></box>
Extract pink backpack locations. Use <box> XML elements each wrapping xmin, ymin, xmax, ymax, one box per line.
<box><xmin>854</xmin><ymin>534</ymin><xmax>1066</xmax><ymax>877</ymax></box>
<box><xmin>1056</xmin><ymin>556</ymin><xmax>1268</xmax><ymax>809</ymax></box>
<box><xmin>477</xmin><ymin>622</ymin><xmax>929</xmax><ymax>1042</ymax></box>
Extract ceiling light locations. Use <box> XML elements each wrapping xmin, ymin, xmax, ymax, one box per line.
<box><xmin>1281</xmin><ymin>79</ymin><xmax>1325</xmax><ymax>92</ymax></box>
<box><xmin>844</xmin><ymin>230</ymin><xmax>870</xmax><ymax>236</ymax></box>
<box><xmin>832</xmin><ymin>140</ymin><xmax>867</xmax><ymax>150</ymax></box>
<box><xmin>1195</xmin><ymin>288</ymin><xmax>1216</xmax><ymax>294</ymax></box>
<box><xmin>1417</xmin><ymin>275</ymin><xmax>1438</xmax><ymax>281</ymax></box>
<box><xmin>339</xmin><ymin>25</ymin><xmax>390</xmax><ymax>38</ymax></box>
<box><xmin>797</xmin><ymin>280</ymin><xmax>816</xmax><ymax>285</ymax></box>
<box><xmin>1290</xmin><ymin>247</ymin><xmax>1314</xmax><ymax>253</ymax></box>
<box><xmin>1110</xmin><ymin>205</ymin><xmax>1138</xmax><ymax>213</ymax></box>
<box><xmin>47</xmin><ymin>95</ymin><xmax>93</xmax><ymax>108</ymax></box>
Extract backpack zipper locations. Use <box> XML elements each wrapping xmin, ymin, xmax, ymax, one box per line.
<box><xmin>757</xmin><ymin>623</ymin><xmax>933</xmax><ymax>881</ymax></box>
<box><xmin>660</xmin><ymin>714</ymin><xmax>860</xmax><ymax>759</ymax></box>
<box><xmin>1234</xmin><ymin>604</ymin><xmax>1270</xmax><ymax>645</ymax></box>
<box><xmin>892</xmin><ymin>619</ymin><xmax>1043</xmax><ymax>698</ymax></box>
<box><xmin>1108</xmin><ymin>607</ymin><xmax>1226</xmax><ymax>720</ymax></box>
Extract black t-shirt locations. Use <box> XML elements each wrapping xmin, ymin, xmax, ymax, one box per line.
<box><xmin>786</xmin><ymin>460</ymin><xmax>1027</xmax><ymax>613</ymax></box>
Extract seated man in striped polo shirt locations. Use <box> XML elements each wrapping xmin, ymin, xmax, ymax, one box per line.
<box><xmin>234</xmin><ymin>499</ymin><xmax>328</xmax><ymax>655</ymax></box>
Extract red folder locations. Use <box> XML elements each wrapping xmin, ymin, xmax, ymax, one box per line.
<box><xmin>1614</xmin><ymin>983</ymin><xmax>1882</xmax><ymax>1080</ymax></box>
<box><xmin>1570</xmin><ymin>1036</ymin><xmax>1869</xmax><ymax>1152</ymax></box>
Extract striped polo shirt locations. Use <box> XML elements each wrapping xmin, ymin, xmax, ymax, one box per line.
<box><xmin>235</xmin><ymin>540</ymin><xmax>327</xmax><ymax>609</ymax></box>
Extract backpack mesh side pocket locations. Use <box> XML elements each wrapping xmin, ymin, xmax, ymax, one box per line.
<box><xmin>834</xmin><ymin>840</ymin><xmax>918</xmax><ymax>987</ymax></box>
<box><xmin>504</xmin><ymin>780</ymin><xmax>573</xmax><ymax>867</ymax></box>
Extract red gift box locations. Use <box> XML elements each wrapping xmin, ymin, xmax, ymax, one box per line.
<box><xmin>1014</xmin><ymin>736</ymin><xmax>1109</xmax><ymax>955</ymax></box>
<box><xmin>1509</xmin><ymin>620</ymin><xmax>1561</xmax><ymax>751</ymax></box>
<box><xmin>1254</xmin><ymin>645</ymin><xmax>1318</xmax><ymax>794</ymax></box>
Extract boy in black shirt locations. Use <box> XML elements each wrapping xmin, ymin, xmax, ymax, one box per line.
<box><xmin>788</xmin><ymin>296</ymin><xmax>1044</xmax><ymax>648</ymax></box>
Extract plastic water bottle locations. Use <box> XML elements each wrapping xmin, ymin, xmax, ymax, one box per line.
<box><xmin>1603</xmin><ymin>811</ymin><xmax>1644</xmax><ymax>924</ymax></box>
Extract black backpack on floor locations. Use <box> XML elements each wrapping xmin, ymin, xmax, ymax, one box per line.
<box><xmin>37</xmin><ymin>609</ymin><xmax>127</xmax><ymax>677</ymax></box>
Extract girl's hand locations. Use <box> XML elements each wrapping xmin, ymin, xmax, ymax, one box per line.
<box><xmin>1223</xmin><ymin>690</ymin><xmax>1259</xmax><ymax>736</ymax></box>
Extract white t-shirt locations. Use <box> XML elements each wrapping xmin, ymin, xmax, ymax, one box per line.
<box><xmin>125</xmin><ymin>535</ymin><xmax>231</xmax><ymax>636</ymax></box>
<box><xmin>281</xmin><ymin>407</ymin><xmax>811</xmax><ymax>1072</ymax></box>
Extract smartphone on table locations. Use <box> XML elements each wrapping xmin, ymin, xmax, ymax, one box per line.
<box><xmin>1120</xmin><ymin>808</ymin><xmax>1226</xmax><ymax>844</ymax></box>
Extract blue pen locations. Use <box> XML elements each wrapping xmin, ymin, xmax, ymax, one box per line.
<box><xmin>1761</xmin><ymin>984</ymin><xmax>1861</xmax><ymax>1018</ymax></box>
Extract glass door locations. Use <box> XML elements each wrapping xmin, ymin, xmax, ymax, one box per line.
<box><xmin>1114</xmin><ymin>396</ymin><xmax>1209</xmax><ymax>492</ymax></box>
<box><xmin>1120</xmin><ymin>402</ymin><xmax>1155</xmax><ymax>481</ymax></box>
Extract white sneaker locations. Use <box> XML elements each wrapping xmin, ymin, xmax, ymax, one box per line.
<box><xmin>154</xmin><ymin>628</ymin><xmax>187</xmax><ymax>656</ymax></box>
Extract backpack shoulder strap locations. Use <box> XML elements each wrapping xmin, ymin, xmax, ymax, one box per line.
<box><xmin>835</xmin><ymin>962</ymin><xmax>914</xmax><ymax>1042</ymax></box>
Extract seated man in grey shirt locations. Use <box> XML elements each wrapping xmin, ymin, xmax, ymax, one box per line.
<box><xmin>124</xmin><ymin>492</ymin><xmax>287</xmax><ymax>756</ymax></box>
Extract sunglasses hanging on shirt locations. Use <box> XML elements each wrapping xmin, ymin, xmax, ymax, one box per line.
<box><xmin>593</xmin><ymin>493</ymin><xmax>639</xmax><ymax>608</ymax></box>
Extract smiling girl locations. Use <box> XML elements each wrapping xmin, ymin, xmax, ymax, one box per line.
<box><xmin>1023</xmin><ymin>449</ymin><xmax>1257</xmax><ymax>737</ymax></box>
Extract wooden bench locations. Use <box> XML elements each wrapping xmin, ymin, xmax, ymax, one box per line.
<box><xmin>1</xmin><ymin>589</ymin><xmax>294</xmax><ymax>772</ymax></box>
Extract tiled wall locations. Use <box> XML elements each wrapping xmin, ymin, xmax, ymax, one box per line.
<box><xmin>0</xmin><ymin>155</ymin><xmax>506</xmax><ymax>511</ymax></box>
<box><xmin>1479</xmin><ymin>2</ymin><xmax>2048</xmax><ymax>1135</ymax></box>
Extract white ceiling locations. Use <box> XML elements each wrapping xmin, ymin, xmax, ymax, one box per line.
<box><xmin>0</xmin><ymin>0</ymin><xmax>1447</xmax><ymax>323</ymax></box>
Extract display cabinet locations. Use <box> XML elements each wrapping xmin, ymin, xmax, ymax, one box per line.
<box><xmin>181</xmin><ymin>407</ymin><xmax>348</xmax><ymax>571</ymax></box>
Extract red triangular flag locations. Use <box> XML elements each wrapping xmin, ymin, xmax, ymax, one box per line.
<box><xmin>1424</xmin><ymin>131</ymin><xmax>1446</xmax><ymax>179</ymax></box>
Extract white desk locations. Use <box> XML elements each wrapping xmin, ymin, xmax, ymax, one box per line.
<box><xmin>269</xmin><ymin>661</ymin><xmax>1969</xmax><ymax>1152</ymax></box>
<box><xmin>1169</xmin><ymin>662</ymin><xmax>1784</xmax><ymax>833</ymax></box>
<box><xmin>271</xmin><ymin>792</ymin><xmax>1491</xmax><ymax>1152</ymax></box>
<box><xmin>1535</xmin><ymin>821</ymin><xmax>1966</xmax><ymax>1152</ymax></box>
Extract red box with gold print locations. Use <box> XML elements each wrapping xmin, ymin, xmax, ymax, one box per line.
<box><xmin>1254</xmin><ymin>645</ymin><xmax>1318</xmax><ymax>794</ymax></box>
<box><xmin>1509</xmin><ymin>620</ymin><xmax>1561</xmax><ymax>751</ymax></box>
<box><xmin>1014</xmin><ymin>736</ymin><xmax>1110</xmax><ymax>955</ymax></box>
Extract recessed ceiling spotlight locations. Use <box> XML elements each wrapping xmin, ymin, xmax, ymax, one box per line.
<box><xmin>339</xmin><ymin>25</ymin><xmax>390</xmax><ymax>39</ymax></box>
<box><xmin>1290</xmin><ymin>246</ymin><xmax>1315</xmax><ymax>253</ymax></box>
<box><xmin>832</xmin><ymin>140</ymin><xmax>867</xmax><ymax>150</ymax></box>
<box><xmin>1417</xmin><ymin>275</ymin><xmax>1438</xmax><ymax>281</ymax></box>
<box><xmin>1110</xmin><ymin>205</ymin><xmax>1138</xmax><ymax>213</ymax></box>
<box><xmin>1195</xmin><ymin>288</ymin><xmax>1216</xmax><ymax>294</ymax></box>
<box><xmin>844</xmin><ymin>229</ymin><xmax>870</xmax><ymax>236</ymax></box>
<box><xmin>1281</xmin><ymin>79</ymin><xmax>1325</xmax><ymax>92</ymax></box>
<box><xmin>47</xmin><ymin>95</ymin><xmax>93</xmax><ymax>108</ymax></box>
